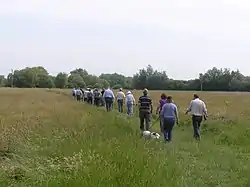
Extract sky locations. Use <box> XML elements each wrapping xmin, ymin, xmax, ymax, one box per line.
<box><xmin>0</xmin><ymin>0</ymin><xmax>250</xmax><ymax>80</ymax></box>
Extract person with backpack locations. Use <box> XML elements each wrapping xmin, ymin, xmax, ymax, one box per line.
<box><xmin>116</xmin><ymin>88</ymin><xmax>125</xmax><ymax>113</ymax></box>
<box><xmin>93</xmin><ymin>88</ymin><xmax>101</xmax><ymax>106</ymax></box>
<box><xmin>87</xmin><ymin>88</ymin><xmax>93</xmax><ymax>104</ymax></box>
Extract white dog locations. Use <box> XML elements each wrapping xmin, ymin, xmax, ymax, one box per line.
<box><xmin>142</xmin><ymin>131</ymin><xmax>160</xmax><ymax>139</ymax></box>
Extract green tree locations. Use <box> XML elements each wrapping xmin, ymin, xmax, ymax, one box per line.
<box><xmin>68</xmin><ymin>73</ymin><xmax>86</xmax><ymax>88</ymax></box>
<box><xmin>55</xmin><ymin>72</ymin><xmax>68</xmax><ymax>88</ymax></box>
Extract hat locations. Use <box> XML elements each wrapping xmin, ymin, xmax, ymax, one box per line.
<box><xmin>143</xmin><ymin>88</ymin><xmax>148</xmax><ymax>94</ymax></box>
<box><xmin>127</xmin><ymin>91</ymin><xmax>131</xmax><ymax>94</ymax></box>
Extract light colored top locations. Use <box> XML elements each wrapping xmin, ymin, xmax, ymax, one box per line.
<box><xmin>103</xmin><ymin>89</ymin><xmax>115</xmax><ymax>99</ymax></box>
<box><xmin>161</xmin><ymin>103</ymin><xmax>178</xmax><ymax>119</ymax></box>
<box><xmin>76</xmin><ymin>89</ymin><xmax>82</xmax><ymax>95</ymax></box>
<box><xmin>187</xmin><ymin>98</ymin><xmax>207</xmax><ymax>116</ymax></box>
<box><xmin>125</xmin><ymin>94</ymin><xmax>135</xmax><ymax>104</ymax></box>
<box><xmin>116</xmin><ymin>91</ymin><xmax>125</xmax><ymax>100</ymax></box>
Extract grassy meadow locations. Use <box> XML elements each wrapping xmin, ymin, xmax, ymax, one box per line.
<box><xmin>0</xmin><ymin>88</ymin><xmax>250</xmax><ymax>186</ymax></box>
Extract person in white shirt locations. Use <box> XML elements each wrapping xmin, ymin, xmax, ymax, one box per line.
<box><xmin>125</xmin><ymin>91</ymin><xmax>135</xmax><ymax>116</ymax></box>
<box><xmin>75</xmin><ymin>88</ymin><xmax>83</xmax><ymax>102</ymax></box>
<box><xmin>185</xmin><ymin>94</ymin><xmax>208</xmax><ymax>140</ymax></box>
<box><xmin>116</xmin><ymin>88</ymin><xmax>125</xmax><ymax>113</ymax></box>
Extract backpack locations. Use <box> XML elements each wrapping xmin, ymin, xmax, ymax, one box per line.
<box><xmin>94</xmin><ymin>91</ymin><xmax>101</xmax><ymax>98</ymax></box>
<box><xmin>87</xmin><ymin>91</ymin><xmax>93</xmax><ymax>98</ymax></box>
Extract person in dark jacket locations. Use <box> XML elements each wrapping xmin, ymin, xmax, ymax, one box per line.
<box><xmin>138</xmin><ymin>88</ymin><xmax>153</xmax><ymax>133</ymax></box>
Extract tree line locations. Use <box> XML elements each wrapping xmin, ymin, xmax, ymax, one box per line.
<box><xmin>0</xmin><ymin>65</ymin><xmax>250</xmax><ymax>91</ymax></box>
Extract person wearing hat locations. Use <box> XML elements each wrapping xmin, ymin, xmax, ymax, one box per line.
<box><xmin>116</xmin><ymin>88</ymin><xmax>125</xmax><ymax>113</ymax></box>
<box><xmin>185</xmin><ymin>94</ymin><xmax>208</xmax><ymax>141</ymax></box>
<box><xmin>138</xmin><ymin>88</ymin><xmax>153</xmax><ymax>132</ymax></box>
<box><xmin>125</xmin><ymin>91</ymin><xmax>135</xmax><ymax>115</ymax></box>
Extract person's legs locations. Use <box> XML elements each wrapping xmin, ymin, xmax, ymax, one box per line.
<box><xmin>117</xmin><ymin>100</ymin><xmax>122</xmax><ymax>112</ymax></box>
<box><xmin>166</xmin><ymin>119</ymin><xmax>175</xmax><ymax>142</ymax></box>
<box><xmin>163</xmin><ymin>119</ymin><xmax>169</xmax><ymax>141</ymax></box>
<box><xmin>105</xmin><ymin>98</ymin><xmax>109</xmax><ymax>111</ymax></box>
<box><xmin>160</xmin><ymin>115</ymin><xmax>164</xmax><ymax>134</ymax></box>
<box><xmin>120</xmin><ymin>99</ymin><xmax>123</xmax><ymax>113</ymax></box>
<box><xmin>192</xmin><ymin>115</ymin><xmax>202</xmax><ymax>140</ymax></box>
<box><xmin>145</xmin><ymin>112</ymin><xmax>151</xmax><ymax>131</ymax></box>
<box><xmin>127</xmin><ymin>103</ymin><xmax>133</xmax><ymax>115</ymax></box>
<box><xmin>139</xmin><ymin>111</ymin><xmax>145</xmax><ymax>131</ymax></box>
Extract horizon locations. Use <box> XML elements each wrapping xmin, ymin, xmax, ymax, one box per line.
<box><xmin>1</xmin><ymin>0</ymin><xmax>250</xmax><ymax>80</ymax></box>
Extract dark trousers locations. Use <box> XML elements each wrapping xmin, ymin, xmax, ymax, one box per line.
<box><xmin>76</xmin><ymin>95</ymin><xmax>81</xmax><ymax>101</ymax></box>
<box><xmin>94</xmin><ymin>98</ymin><xmax>101</xmax><ymax>106</ymax></box>
<box><xmin>117</xmin><ymin>99</ymin><xmax>123</xmax><ymax>112</ymax></box>
<box><xmin>163</xmin><ymin>118</ymin><xmax>175</xmax><ymax>142</ymax></box>
<box><xmin>87</xmin><ymin>97</ymin><xmax>93</xmax><ymax>104</ymax></box>
<box><xmin>192</xmin><ymin>115</ymin><xmax>203</xmax><ymax>140</ymax></box>
<box><xmin>105</xmin><ymin>97</ymin><xmax>113</xmax><ymax>112</ymax></box>
<box><xmin>139</xmin><ymin>111</ymin><xmax>151</xmax><ymax>131</ymax></box>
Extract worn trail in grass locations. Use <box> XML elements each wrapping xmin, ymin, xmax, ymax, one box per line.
<box><xmin>0</xmin><ymin>88</ymin><xmax>250</xmax><ymax>187</ymax></box>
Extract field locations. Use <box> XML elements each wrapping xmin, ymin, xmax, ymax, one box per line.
<box><xmin>0</xmin><ymin>88</ymin><xmax>250</xmax><ymax>187</ymax></box>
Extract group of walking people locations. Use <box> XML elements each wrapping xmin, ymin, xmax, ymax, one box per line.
<box><xmin>72</xmin><ymin>87</ymin><xmax>208</xmax><ymax>143</ymax></box>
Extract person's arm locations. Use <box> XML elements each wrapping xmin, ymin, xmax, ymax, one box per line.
<box><xmin>160</xmin><ymin>104</ymin><xmax>165</xmax><ymax>116</ymax></box>
<box><xmin>185</xmin><ymin>100</ymin><xmax>192</xmax><ymax>114</ymax></box>
<box><xmin>103</xmin><ymin>91</ymin><xmax>106</xmax><ymax>98</ymax></box>
<box><xmin>202</xmin><ymin>101</ymin><xmax>208</xmax><ymax>118</ymax></box>
<box><xmin>174</xmin><ymin>105</ymin><xmax>179</xmax><ymax>124</ymax></box>
<box><xmin>149</xmin><ymin>99</ymin><xmax>153</xmax><ymax>113</ymax></box>
<box><xmin>112</xmin><ymin>91</ymin><xmax>115</xmax><ymax>100</ymax></box>
<box><xmin>132</xmin><ymin>95</ymin><xmax>135</xmax><ymax>104</ymax></box>
<box><xmin>156</xmin><ymin>102</ymin><xmax>161</xmax><ymax>115</ymax></box>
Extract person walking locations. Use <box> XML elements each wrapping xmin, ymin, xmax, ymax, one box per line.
<box><xmin>75</xmin><ymin>88</ymin><xmax>82</xmax><ymax>102</ymax></box>
<box><xmin>101</xmin><ymin>88</ymin><xmax>105</xmax><ymax>106</ymax></box>
<box><xmin>125</xmin><ymin>91</ymin><xmax>135</xmax><ymax>116</ymax></box>
<box><xmin>138</xmin><ymin>88</ymin><xmax>153</xmax><ymax>133</ymax></box>
<box><xmin>156</xmin><ymin>93</ymin><xmax>167</xmax><ymax>134</ymax></box>
<box><xmin>103</xmin><ymin>88</ymin><xmax>115</xmax><ymax>112</ymax></box>
<box><xmin>93</xmin><ymin>88</ymin><xmax>101</xmax><ymax>106</ymax></box>
<box><xmin>87</xmin><ymin>88</ymin><xmax>94</xmax><ymax>104</ymax></box>
<box><xmin>116</xmin><ymin>88</ymin><xmax>125</xmax><ymax>113</ymax></box>
<box><xmin>72</xmin><ymin>88</ymin><xmax>76</xmax><ymax>99</ymax></box>
<box><xmin>160</xmin><ymin>96</ymin><xmax>179</xmax><ymax>142</ymax></box>
<box><xmin>185</xmin><ymin>94</ymin><xmax>208</xmax><ymax>141</ymax></box>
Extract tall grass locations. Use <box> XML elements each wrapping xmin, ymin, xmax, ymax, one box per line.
<box><xmin>0</xmin><ymin>88</ymin><xmax>250</xmax><ymax>186</ymax></box>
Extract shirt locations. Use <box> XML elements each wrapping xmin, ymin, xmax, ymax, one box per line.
<box><xmin>159</xmin><ymin>99</ymin><xmax>167</xmax><ymax>112</ymax></box>
<box><xmin>161</xmin><ymin>103</ymin><xmax>178</xmax><ymax>119</ymax></box>
<box><xmin>117</xmin><ymin>91</ymin><xmax>125</xmax><ymax>100</ymax></box>
<box><xmin>103</xmin><ymin>89</ymin><xmax>115</xmax><ymax>99</ymax></box>
<box><xmin>187</xmin><ymin>98</ymin><xmax>207</xmax><ymax>116</ymax></box>
<box><xmin>125</xmin><ymin>94</ymin><xmax>135</xmax><ymax>104</ymax></box>
<box><xmin>76</xmin><ymin>89</ymin><xmax>82</xmax><ymax>95</ymax></box>
<box><xmin>138</xmin><ymin>95</ymin><xmax>152</xmax><ymax>112</ymax></box>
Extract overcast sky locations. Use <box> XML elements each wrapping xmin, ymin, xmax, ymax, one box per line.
<box><xmin>0</xmin><ymin>0</ymin><xmax>249</xmax><ymax>80</ymax></box>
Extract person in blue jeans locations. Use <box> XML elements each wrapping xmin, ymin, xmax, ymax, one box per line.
<box><xmin>160</xmin><ymin>96</ymin><xmax>179</xmax><ymax>142</ymax></box>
